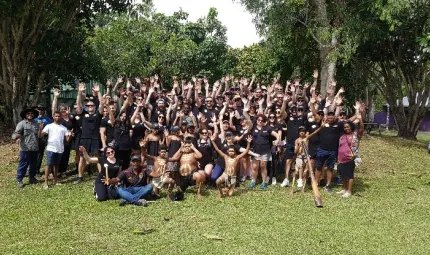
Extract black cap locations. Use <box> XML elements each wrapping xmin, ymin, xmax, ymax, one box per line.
<box><xmin>181</xmin><ymin>120</ymin><xmax>188</xmax><ymax>126</ymax></box>
<box><xmin>298</xmin><ymin>126</ymin><xmax>306</xmax><ymax>133</ymax></box>
<box><xmin>290</xmin><ymin>104</ymin><xmax>297</xmax><ymax>109</ymax></box>
<box><xmin>187</xmin><ymin>123</ymin><xmax>195</xmax><ymax>128</ymax></box>
<box><xmin>216</xmin><ymin>95</ymin><xmax>224</xmax><ymax>99</ymax></box>
<box><xmin>152</xmin><ymin>123</ymin><xmax>160</xmax><ymax>130</ymax></box>
<box><xmin>340</xmin><ymin>111</ymin><xmax>347</xmax><ymax>115</ymax></box>
<box><xmin>130</xmin><ymin>155</ymin><xmax>141</xmax><ymax>161</ymax></box>
<box><xmin>35</xmin><ymin>105</ymin><xmax>46</xmax><ymax>111</ymax></box>
<box><xmin>225</xmin><ymin>131</ymin><xmax>233</xmax><ymax>137</ymax></box>
<box><xmin>171</xmin><ymin>126</ymin><xmax>180</xmax><ymax>132</ymax></box>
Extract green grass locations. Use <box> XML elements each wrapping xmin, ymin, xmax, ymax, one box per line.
<box><xmin>1</xmin><ymin>134</ymin><xmax>430</xmax><ymax>255</ymax></box>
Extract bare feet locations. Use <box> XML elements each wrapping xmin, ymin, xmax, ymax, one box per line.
<box><xmin>228</xmin><ymin>188</ymin><xmax>234</xmax><ymax>197</ymax></box>
<box><xmin>216</xmin><ymin>194</ymin><xmax>222</xmax><ymax>200</ymax></box>
<box><xmin>197</xmin><ymin>193</ymin><xmax>202</xmax><ymax>200</ymax></box>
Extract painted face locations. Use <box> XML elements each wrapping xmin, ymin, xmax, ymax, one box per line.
<box><xmin>159</xmin><ymin>150</ymin><xmax>167</xmax><ymax>158</ymax></box>
<box><xmin>228</xmin><ymin>149</ymin><xmax>236</xmax><ymax>157</ymax></box>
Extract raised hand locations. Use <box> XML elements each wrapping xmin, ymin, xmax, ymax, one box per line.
<box><xmin>310</xmin><ymin>96</ymin><xmax>316</xmax><ymax>104</ymax></box>
<box><xmin>106</xmin><ymin>79</ymin><xmax>112</xmax><ymax>87</ymax></box>
<box><xmin>313</xmin><ymin>69</ymin><xmax>318</xmax><ymax>79</ymax></box>
<box><xmin>93</xmin><ymin>83</ymin><xmax>100</xmax><ymax>93</ymax></box>
<box><xmin>338</xmin><ymin>87</ymin><xmax>345</xmax><ymax>94</ymax></box>
<box><xmin>335</xmin><ymin>96</ymin><xmax>343</xmax><ymax>105</ymax></box>
<box><xmin>210</xmin><ymin>113</ymin><xmax>217</xmax><ymax>123</ymax></box>
<box><xmin>78</xmin><ymin>82</ymin><xmax>86</xmax><ymax>92</ymax></box>
<box><xmin>258</xmin><ymin>97</ymin><xmax>264</xmax><ymax>106</ymax></box>
<box><xmin>304</xmin><ymin>82</ymin><xmax>310</xmax><ymax>89</ymax></box>
<box><xmin>325</xmin><ymin>99</ymin><xmax>332</xmax><ymax>108</ymax></box>
<box><xmin>135</xmin><ymin>77</ymin><xmax>141</xmax><ymax>84</ymax></box>
<box><xmin>78</xmin><ymin>146</ymin><xmax>86</xmax><ymax>152</ymax></box>
<box><xmin>154</xmin><ymin>74</ymin><xmax>159</xmax><ymax>81</ymax></box>
<box><xmin>53</xmin><ymin>88</ymin><xmax>60</xmax><ymax>97</ymax></box>
<box><xmin>246</xmin><ymin>135</ymin><xmax>252</xmax><ymax>143</ymax></box>
<box><xmin>294</xmin><ymin>78</ymin><xmax>300</xmax><ymax>86</ymax></box>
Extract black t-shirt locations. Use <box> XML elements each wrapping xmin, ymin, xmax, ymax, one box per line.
<box><xmin>306</xmin><ymin>121</ymin><xmax>321</xmax><ymax>146</ymax></box>
<box><xmin>101</xmin><ymin>117</ymin><xmax>115</xmax><ymax>143</ymax></box>
<box><xmin>60</xmin><ymin>117</ymin><xmax>73</xmax><ymax>130</ymax></box>
<box><xmin>286</xmin><ymin>115</ymin><xmax>307</xmax><ymax>142</ymax></box>
<box><xmin>97</xmin><ymin>157</ymin><xmax>122</xmax><ymax>179</ymax></box>
<box><xmin>251</xmin><ymin>126</ymin><xmax>273</xmax><ymax>154</ymax></box>
<box><xmin>319</xmin><ymin>122</ymin><xmax>342</xmax><ymax>151</ymax></box>
<box><xmin>114</xmin><ymin>123</ymin><xmax>131</xmax><ymax>150</ymax></box>
<box><xmin>117</xmin><ymin>167</ymin><xmax>148</xmax><ymax>187</ymax></box>
<box><xmin>80</xmin><ymin>111</ymin><xmax>102</xmax><ymax>139</ymax></box>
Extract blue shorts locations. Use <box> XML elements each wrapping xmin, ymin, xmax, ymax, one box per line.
<box><xmin>285</xmin><ymin>142</ymin><xmax>295</xmax><ymax>160</ymax></box>
<box><xmin>46</xmin><ymin>151</ymin><xmax>63</xmax><ymax>165</ymax></box>
<box><xmin>315</xmin><ymin>148</ymin><xmax>337</xmax><ymax>170</ymax></box>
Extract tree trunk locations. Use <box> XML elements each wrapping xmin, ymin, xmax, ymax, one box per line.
<box><xmin>391</xmin><ymin>105</ymin><xmax>424</xmax><ymax>140</ymax></box>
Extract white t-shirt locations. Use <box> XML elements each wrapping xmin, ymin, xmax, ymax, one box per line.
<box><xmin>42</xmin><ymin>123</ymin><xmax>68</xmax><ymax>153</ymax></box>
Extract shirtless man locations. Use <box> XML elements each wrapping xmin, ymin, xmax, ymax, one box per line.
<box><xmin>140</xmin><ymin>143</ymin><xmax>176</xmax><ymax>200</ymax></box>
<box><xmin>210</xmin><ymin>135</ymin><xmax>252</xmax><ymax>199</ymax></box>
<box><xmin>176</xmin><ymin>136</ymin><xmax>205</xmax><ymax>200</ymax></box>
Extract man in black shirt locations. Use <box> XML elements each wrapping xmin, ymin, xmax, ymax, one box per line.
<box><xmin>74</xmin><ymin>83</ymin><xmax>104</xmax><ymax>184</ymax></box>
<box><xmin>315</xmin><ymin>111</ymin><xmax>342</xmax><ymax>192</ymax></box>
<box><xmin>281</xmin><ymin>105</ymin><xmax>307</xmax><ymax>187</ymax></box>
<box><xmin>103</xmin><ymin>155</ymin><xmax>153</xmax><ymax>206</ymax></box>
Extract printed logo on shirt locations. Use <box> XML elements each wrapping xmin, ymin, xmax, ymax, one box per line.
<box><xmin>290</xmin><ymin>117</ymin><xmax>294</xmax><ymax>121</ymax></box>
<box><xmin>75</xmin><ymin>116</ymin><xmax>80</xmax><ymax>120</ymax></box>
<box><xmin>325</xmin><ymin>123</ymin><xmax>330</xmax><ymax>127</ymax></box>
<box><xmin>333</xmin><ymin>125</ymin><xmax>338</xmax><ymax>128</ymax></box>
<box><xmin>312</xmin><ymin>125</ymin><xmax>317</xmax><ymax>129</ymax></box>
<box><xmin>85</xmin><ymin>114</ymin><xmax>89</xmax><ymax>118</ymax></box>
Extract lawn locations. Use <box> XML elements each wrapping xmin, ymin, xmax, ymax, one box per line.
<box><xmin>0</xmin><ymin>133</ymin><xmax>429</xmax><ymax>255</ymax></box>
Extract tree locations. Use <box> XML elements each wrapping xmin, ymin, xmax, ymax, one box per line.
<box><xmin>239</xmin><ymin>0</ymin><xmax>349</xmax><ymax>96</ymax></box>
<box><xmin>0</xmin><ymin>0</ymin><xmax>132</xmax><ymax>124</ymax></box>
<box><xmin>353</xmin><ymin>0</ymin><xmax>430</xmax><ymax>139</ymax></box>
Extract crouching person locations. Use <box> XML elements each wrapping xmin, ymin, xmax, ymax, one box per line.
<box><xmin>110</xmin><ymin>155</ymin><xmax>153</xmax><ymax>207</ymax></box>
<box><xmin>80</xmin><ymin>146</ymin><xmax>122</xmax><ymax>201</ymax></box>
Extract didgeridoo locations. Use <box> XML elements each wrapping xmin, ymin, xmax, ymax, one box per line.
<box><xmin>301</xmin><ymin>141</ymin><xmax>323</xmax><ymax>208</ymax></box>
<box><xmin>104</xmin><ymin>164</ymin><xmax>109</xmax><ymax>185</ymax></box>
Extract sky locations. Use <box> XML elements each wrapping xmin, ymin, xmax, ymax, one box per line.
<box><xmin>151</xmin><ymin>0</ymin><xmax>261</xmax><ymax>48</ymax></box>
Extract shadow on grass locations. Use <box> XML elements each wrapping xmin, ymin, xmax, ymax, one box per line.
<box><xmin>352</xmin><ymin>177</ymin><xmax>370</xmax><ymax>195</ymax></box>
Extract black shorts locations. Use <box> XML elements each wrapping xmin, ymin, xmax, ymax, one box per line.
<box><xmin>338</xmin><ymin>160</ymin><xmax>355</xmax><ymax>179</ymax></box>
<box><xmin>308</xmin><ymin>144</ymin><xmax>318</xmax><ymax>159</ymax></box>
<box><xmin>285</xmin><ymin>141</ymin><xmax>295</xmax><ymax>159</ymax></box>
<box><xmin>179</xmin><ymin>171</ymin><xmax>196</xmax><ymax>192</ymax></box>
<box><xmin>79</xmin><ymin>138</ymin><xmax>100</xmax><ymax>154</ymax></box>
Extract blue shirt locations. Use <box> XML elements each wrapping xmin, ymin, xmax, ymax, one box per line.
<box><xmin>34</xmin><ymin>116</ymin><xmax>53</xmax><ymax>126</ymax></box>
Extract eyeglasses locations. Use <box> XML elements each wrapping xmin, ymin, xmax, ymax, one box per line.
<box><xmin>106</xmin><ymin>150</ymin><xmax>115</xmax><ymax>155</ymax></box>
<box><xmin>257</xmin><ymin>119</ymin><xmax>263</xmax><ymax>122</ymax></box>
<box><xmin>158</xmin><ymin>116</ymin><xmax>165</xmax><ymax>119</ymax></box>
<box><xmin>277</xmin><ymin>97</ymin><xmax>283</xmax><ymax>100</ymax></box>
<box><xmin>201</xmin><ymin>132</ymin><xmax>208</xmax><ymax>135</ymax></box>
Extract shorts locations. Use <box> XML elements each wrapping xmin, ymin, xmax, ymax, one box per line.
<box><xmin>315</xmin><ymin>148</ymin><xmax>337</xmax><ymax>170</ymax></box>
<box><xmin>308</xmin><ymin>143</ymin><xmax>319</xmax><ymax>159</ymax></box>
<box><xmin>285</xmin><ymin>142</ymin><xmax>295</xmax><ymax>159</ymax></box>
<box><xmin>152</xmin><ymin>175</ymin><xmax>167</xmax><ymax>189</ymax></box>
<box><xmin>221</xmin><ymin>173</ymin><xmax>236</xmax><ymax>187</ymax></box>
<box><xmin>338</xmin><ymin>160</ymin><xmax>355</xmax><ymax>179</ymax></box>
<box><xmin>79</xmin><ymin>138</ymin><xmax>100</xmax><ymax>154</ymax></box>
<box><xmin>167</xmin><ymin>162</ymin><xmax>179</xmax><ymax>172</ymax></box>
<box><xmin>253</xmin><ymin>152</ymin><xmax>271</xmax><ymax>161</ymax></box>
<box><xmin>179</xmin><ymin>171</ymin><xmax>196</xmax><ymax>192</ymax></box>
<box><xmin>295</xmin><ymin>157</ymin><xmax>307</xmax><ymax>168</ymax></box>
<box><xmin>46</xmin><ymin>151</ymin><xmax>62</xmax><ymax>165</ymax></box>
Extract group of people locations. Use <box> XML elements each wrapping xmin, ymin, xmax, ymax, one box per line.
<box><xmin>12</xmin><ymin>71</ymin><xmax>364</xmax><ymax>206</ymax></box>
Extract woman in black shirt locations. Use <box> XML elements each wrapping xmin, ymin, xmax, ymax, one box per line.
<box><xmin>114</xmin><ymin>112</ymin><xmax>132</xmax><ymax>169</ymax></box>
<box><xmin>80</xmin><ymin>146</ymin><xmax>122</xmax><ymax>201</ymax></box>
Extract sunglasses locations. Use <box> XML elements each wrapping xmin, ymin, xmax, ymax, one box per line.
<box><xmin>269</xmin><ymin>116</ymin><xmax>275</xmax><ymax>119</ymax></box>
<box><xmin>106</xmin><ymin>150</ymin><xmax>115</xmax><ymax>155</ymax></box>
<box><xmin>201</xmin><ymin>132</ymin><xmax>208</xmax><ymax>135</ymax></box>
<box><xmin>158</xmin><ymin>116</ymin><xmax>165</xmax><ymax>118</ymax></box>
<box><xmin>257</xmin><ymin>119</ymin><xmax>263</xmax><ymax>122</ymax></box>
<box><xmin>277</xmin><ymin>97</ymin><xmax>283</xmax><ymax>100</ymax></box>
<box><xmin>86</xmin><ymin>105</ymin><xmax>95</xmax><ymax>107</ymax></box>
<box><xmin>206</xmin><ymin>100</ymin><xmax>213</xmax><ymax>103</ymax></box>
<box><xmin>298</xmin><ymin>109</ymin><xmax>304</xmax><ymax>112</ymax></box>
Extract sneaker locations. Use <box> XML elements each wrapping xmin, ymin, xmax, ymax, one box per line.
<box><xmin>271</xmin><ymin>177</ymin><xmax>277</xmax><ymax>185</ymax></box>
<box><xmin>29</xmin><ymin>178</ymin><xmax>39</xmax><ymax>184</ymax></box>
<box><xmin>260</xmin><ymin>182</ymin><xmax>268</xmax><ymax>190</ymax></box>
<box><xmin>73</xmin><ymin>177</ymin><xmax>83</xmax><ymax>184</ymax></box>
<box><xmin>280</xmin><ymin>179</ymin><xmax>290</xmax><ymax>187</ymax></box>
<box><xmin>17</xmin><ymin>181</ymin><xmax>24</xmax><ymax>189</ymax></box>
<box><xmin>336</xmin><ymin>189</ymin><xmax>347</xmax><ymax>195</ymax></box>
<box><xmin>324</xmin><ymin>185</ymin><xmax>333</xmax><ymax>193</ymax></box>
<box><xmin>54</xmin><ymin>182</ymin><xmax>62</xmax><ymax>186</ymax></box>
<box><xmin>240</xmin><ymin>176</ymin><xmax>247</xmax><ymax>182</ymax></box>
<box><xmin>249</xmin><ymin>180</ymin><xmax>256</xmax><ymax>189</ymax></box>
<box><xmin>135</xmin><ymin>199</ymin><xmax>148</xmax><ymax>207</ymax></box>
<box><xmin>342</xmin><ymin>191</ymin><xmax>352</xmax><ymax>198</ymax></box>
<box><xmin>297</xmin><ymin>178</ymin><xmax>303</xmax><ymax>188</ymax></box>
<box><xmin>119</xmin><ymin>199</ymin><xmax>127</xmax><ymax>206</ymax></box>
<box><xmin>265</xmin><ymin>176</ymin><xmax>270</xmax><ymax>183</ymax></box>
<box><xmin>43</xmin><ymin>183</ymin><xmax>49</xmax><ymax>190</ymax></box>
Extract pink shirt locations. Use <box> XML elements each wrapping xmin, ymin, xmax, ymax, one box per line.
<box><xmin>338</xmin><ymin>133</ymin><xmax>354</xmax><ymax>163</ymax></box>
